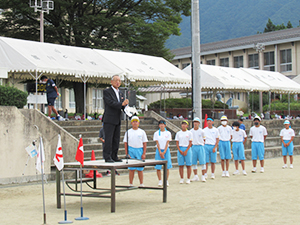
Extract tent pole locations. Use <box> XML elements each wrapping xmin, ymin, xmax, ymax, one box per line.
<box><xmin>268</xmin><ymin>91</ymin><xmax>271</xmax><ymax>112</ymax></box>
<box><xmin>288</xmin><ymin>92</ymin><xmax>290</xmax><ymax>116</ymax></box>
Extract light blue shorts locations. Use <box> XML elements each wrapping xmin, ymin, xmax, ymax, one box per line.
<box><xmin>128</xmin><ymin>146</ymin><xmax>144</xmax><ymax>171</ymax></box>
<box><xmin>155</xmin><ymin>148</ymin><xmax>173</xmax><ymax>170</ymax></box>
<box><xmin>282</xmin><ymin>140</ymin><xmax>294</xmax><ymax>156</ymax></box>
<box><xmin>192</xmin><ymin>145</ymin><xmax>206</xmax><ymax>165</ymax></box>
<box><xmin>232</xmin><ymin>142</ymin><xmax>245</xmax><ymax>160</ymax></box>
<box><xmin>251</xmin><ymin>142</ymin><xmax>265</xmax><ymax>160</ymax></box>
<box><xmin>177</xmin><ymin>147</ymin><xmax>192</xmax><ymax>166</ymax></box>
<box><xmin>205</xmin><ymin>144</ymin><xmax>217</xmax><ymax>163</ymax></box>
<box><xmin>219</xmin><ymin>140</ymin><xmax>232</xmax><ymax>160</ymax></box>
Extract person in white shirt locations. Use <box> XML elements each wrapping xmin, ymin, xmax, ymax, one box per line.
<box><xmin>153</xmin><ymin>120</ymin><xmax>172</xmax><ymax>187</ymax></box>
<box><xmin>190</xmin><ymin>117</ymin><xmax>206</xmax><ymax>182</ymax></box>
<box><xmin>124</xmin><ymin>116</ymin><xmax>148</xmax><ymax>187</ymax></box>
<box><xmin>175</xmin><ymin>120</ymin><xmax>193</xmax><ymax>184</ymax></box>
<box><xmin>249</xmin><ymin>116</ymin><xmax>268</xmax><ymax>173</ymax></box>
<box><xmin>203</xmin><ymin>118</ymin><xmax>219</xmax><ymax>180</ymax></box>
<box><xmin>218</xmin><ymin>115</ymin><xmax>232</xmax><ymax>177</ymax></box>
<box><xmin>280</xmin><ymin>120</ymin><xmax>295</xmax><ymax>169</ymax></box>
<box><xmin>231</xmin><ymin>121</ymin><xmax>247</xmax><ymax>175</ymax></box>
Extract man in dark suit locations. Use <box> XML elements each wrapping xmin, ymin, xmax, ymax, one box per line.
<box><xmin>103</xmin><ymin>75</ymin><xmax>129</xmax><ymax>162</ymax></box>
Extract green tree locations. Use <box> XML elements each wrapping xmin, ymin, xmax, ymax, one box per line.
<box><xmin>0</xmin><ymin>0</ymin><xmax>190</xmax><ymax>113</ymax></box>
<box><xmin>263</xmin><ymin>18</ymin><xmax>293</xmax><ymax>33</ymax></box>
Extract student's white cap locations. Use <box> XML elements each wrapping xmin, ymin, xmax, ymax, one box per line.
<box><xmin>220</xmin><ymin>115</ymin><xmax>228</xmax><ymax>120</ymax></box>
<box><xmin>193</xmin><ymin>117</ymin><xmax>201</xmax><ymax>123</ymax></box>
<box><xmin>131</xmin><ymin>116</ymin><xmax>140</xmax><ymax>122</ymax></box>
<box><xmin>253</xmin><ymin>115</ymin><xmax>261</xmax><ymax>121</ymax></box>
<box><xmin>283</xmin><ymin>120</ymin><xmax>290</xmax><ymax>125</ymax></box>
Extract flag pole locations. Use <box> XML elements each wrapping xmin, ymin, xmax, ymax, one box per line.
<box><xmin>75</xmin><ymin>134</ymin><xmax>89</xmax><ymax>221</ymax></box>
<box><xmin>59</xmin><ymin>169</ymin><xmax>73</xmax><ymax>224</ymax></box>
<box><xmin>39</xmin><ymin>136</ymin><xmax>47</xmax><ymax>225</ymax></box>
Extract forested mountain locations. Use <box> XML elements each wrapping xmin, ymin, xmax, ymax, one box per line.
<box><xmin>166</xmin><ymin>0</ymin><xmax>300</xmax><ymax>49</ymax></box>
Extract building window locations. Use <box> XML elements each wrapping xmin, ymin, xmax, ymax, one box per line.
<box><xmin>93</xmin><ymin>89</ymin><xmax>103</xmax><ymax>110</ymax></box>
<box><xmin>182</xmin><ymin>63</ymin><xmax>190</xmax><ymax>69</ymax></box>
<box><xmin>264</xmin><ymin>51</ymin><xmax>275</xmax><ymax>71</ymax></box>
<box><xmin>206</xmin><ymin>59</ymin><xmax>215</xmax><ymax>65</ymax></box>
<box><xmin>280</xmin><ymin>49</ymin><xmax>292</xmax><ymax>72</ymax></box>
<box><xmin>69</xmin><ymin>88</ymin><xmax>75</xmax><ymax>108</ymax></box>
<box><xmin>237</xmin><ymin>92</ymin><xmax>240</xmax><ymax>100</ymax></box>
<box><xmin>234</xmin><ymin>56</ymin><xmax>243</xmax><ymax>68</ymax></box>
<box><xmin>248</xmin><ymin>53</ymin><xmax>259</xmax><ymax>69</ymax></box>
<box><xmin>220</xmin><ymin>58</ymin><xmax>229</xmax><ymax>67</ymax></box>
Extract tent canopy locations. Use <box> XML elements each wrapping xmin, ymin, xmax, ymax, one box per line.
<box><xmin>242</xmin><ymin>68</ymin><xmax>300</xmax><ymax>93</ymax></box>
<box><xmin>0</xmin><ymin>36</ymin><xmax>190</xmax><ymax>86</ymax></box>
<box><xmin>182</xmin><ymin>64</ymin><xmax>269</xmax><ymax>92</ymax></box>
<box><xmin>182</xmin><ymin>64</ymin><xmax>300</xmax><ymax>93</ymax></box>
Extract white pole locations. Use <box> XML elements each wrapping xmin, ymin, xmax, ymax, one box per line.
<box><xmin>191</xmin><ymin>0</ymin><xmax>201</xmax><ymax>122</ymax></box>
<box><xmin>40</xmin><ymin>11</ymin><xmax>44</xmax><ymax>42</ymax></box>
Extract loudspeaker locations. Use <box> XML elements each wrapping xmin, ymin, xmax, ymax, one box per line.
<box><xmin>119</xmin><ymin>88</ymin><xmax>136</xmax><ymax>107</ymax></box>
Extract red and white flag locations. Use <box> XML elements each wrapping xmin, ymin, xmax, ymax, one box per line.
<box><xmin>53</xmin><ymin>134</ymin><xmax>64</xmax><ymax>171</ymax></box>
<box><xmin>36</xmin><ymin>136</ymin><xmax>45</xmax><ymax>173</ymax></box>
<box><xmin>75</xmin><ymin>137</ymin><xmax>84</xmax><ymax>165</ymax></box>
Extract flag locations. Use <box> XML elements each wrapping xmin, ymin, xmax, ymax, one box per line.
<box><xmin>75</xmin><ymin>137</ymin><xmax>84</xmax><ymax>165</ymax></box>
<box><xmin>53</xmin><ymin>134</ymin><xmax>64</xmax><ymax>171</ymax></box>
<box><xmin>36</xmin><ymin>136</ymin><xmax>45</xmax><ymax>173</ymax></box>
<box><xmin>203</xmin><ymin>114</ymin><xmax>208</xmax><ymax>128</ymax></box>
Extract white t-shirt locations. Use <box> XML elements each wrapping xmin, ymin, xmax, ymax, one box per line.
<box><xmin>232</xmin><ymin>129</ymin><xmax>247</xmax><ymax>142</ymax></box>
<box><xmin>123</xmin><ymin>128</ymin><xmax>148</xmax><ymax>148</ymax></box>
<box><xmin>218</xmin><ymin>125</ymin><xmax>233</xmax><ymax>141</ymax></box>
<box><xmin>190</xmin><ymin>128</ymin><xmax>205</xmax><ymax>145</ymax></box>
<box><xmin>249</xmin><ymin>125</ymin><xmax>268</xmax><ymax>142</ymax></box>
<box><xmin>280</xmin><ymin>128</ymin><xmax>295</xmax><ymax>140</ymax></box>
<box><xmin>153</xmin><ymin>130</ymin><xmax>172</xmax><ymax>149</ymax></box>
<box><xmin>175</xmin><ymin>130</ymin><xmax>193</xmax><ymax>147</ymax></box>
<box><xmin>203</xmin><ymin>127</ymin><xmax>219</xmax><ymax>145</ymax></box>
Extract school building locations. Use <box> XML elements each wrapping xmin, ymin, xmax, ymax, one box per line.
<box><xmin>170</xmin><ymin>27</ymin><xmax>300</xmax><ymax>110</ymax></box>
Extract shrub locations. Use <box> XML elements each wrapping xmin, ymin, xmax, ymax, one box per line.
<box><xmin>0</xmin><ymin>85</ymin><xmax>28</xmax><ymax>108</ymax></box>
<box><xmin>148</xmin><ymin>98</ymin><xmax>228</xmax><ymax>109</ymax></box>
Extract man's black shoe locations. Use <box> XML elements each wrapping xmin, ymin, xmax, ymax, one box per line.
<box><xmin>105</xmin><ymin>158</ymin><xmax>114</xmax><ymax>163</ymax></box>
<box><xmin>112</xmin><ymin>158</ymin><xmax>123</xmax><ymax>162</ymax></box>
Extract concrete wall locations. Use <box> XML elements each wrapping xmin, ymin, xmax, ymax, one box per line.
<box><xmin>0</xmin><ymin>107</ymin><xmax>78</xmax><ymax>184</ymax></box>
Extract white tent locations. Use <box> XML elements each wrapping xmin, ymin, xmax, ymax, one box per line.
<box><xmin>0</xmin><ymin>37</ymin><xmax>123</xmax><ymax>82</ymax></box>
<box><xmin>0</xmin><ymin>36</ymin><xmax>191</xmax><ymax>85</ymax></box>
<box><xmin>241</xmin><ymin>68</ymin><xmax>300</xmax><ymax>93</ymax></box>
<box><xmin>95</xmin><ymin>49</ymin><xmax>191</xmax><ymax>85</ymax></box>
<box><xmin>182</xmin><ymin>64</ymin><xmax>269</xmax><ymax>91</ymax></box>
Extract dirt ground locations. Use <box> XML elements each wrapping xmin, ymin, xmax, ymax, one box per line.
<box><xmin>1</xmin><ymin>156</ymin><xmax>300</xmax><ymax>225</ymax></box>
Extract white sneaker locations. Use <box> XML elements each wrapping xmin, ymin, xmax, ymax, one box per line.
<box><xmin>47</xmin><ymin>116</ymin><xmax>51</xmax><ymax>120</ymax></box>
<box><xmin>139</xmin><ymin>183</ymin><xmax>145</xmax><ymax>187</ymax></box>
<box><xmin>252</xmin><ymin>167</ymin><xmax>257</xmax><ymax>173</ymax></box>
<box><xmin>191</xmin><ymin>176</ymin><xmax>200</xmax><ymax>182</ymax></box>
<box><xmin>225</xmin><ymin>171</ymin><xmax>230</xmax><ymax>177</ymax></box>
<box><xmin>158</xmin><ymin>180</ymin><xmax>162</xmax><ymax>187</ymax></box>
<box><xmin>211</xmin><ymin>174</ymin><xmax>215</xmax><ymax>179</ymax></box>
<box><xmin>201</xmin><ymin>176</ymin><xmax>206</xmax><ymax>182</ymax></box>
<box><xmin>242</xmin><ymin>170</ymin><xmax>247</xmax><ymax>176</ymax></box>
<box><xmin>129</xmin><ymin>184</ymin><xmax>133</xmax><ymax>187</ymax></box>
<box><xmin>233</xmin><ymin>170</ymin><xmax>240</xmax><ymax>175</ymax></box>
<box><xmin>167</xmin><ymin>181</ymin><xmax>169</xmax><ymax>186</ymax></box>
<box><xmin>260</xmin><ymin>168</ymin><xmax>264</xmax><ymax>173</ymax></box>
<box><xmin>282</xmin><ymin>164</ymin><xmax>288</xmax><ymax>169</ymax></box>
<box><xmin>290</xmin><ymin>164</ymin><xmax>293</xmax><ymax>169</ymax></box>
<box><xmin>204</xmin><ymin>173</ymin><xmax>208</xmax><ymax>178</ymax></box>
<box><xmin>179</xmin><ymin>179</ymin><xmax>184</xmax><ymax>184</ymax></box>
<box><xmin>186</xmin><ymin>179</ymin><xmax>191</xmax><ymax>184</ymax></box>
<box><xmin>221</xmin><ymin>171</ymin><xmax>226</xmax><ymax>177</ymax></box>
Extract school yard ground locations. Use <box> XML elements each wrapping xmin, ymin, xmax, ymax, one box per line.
<box><xmin>0</xmin><ymin>156</ymin><xmax>300</xmax><ymax>225</ymax></box>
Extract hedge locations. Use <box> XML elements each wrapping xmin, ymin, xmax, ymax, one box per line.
<box><xmin>0</xmin><ymin>85</ymin><xmax>28</xmax><ymax>108</ymax></box>
<box><xmin>148</xmin><ymin>98</ymin><xmax>228</xmax><ymax>109</ymax></box>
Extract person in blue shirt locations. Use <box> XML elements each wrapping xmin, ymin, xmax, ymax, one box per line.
<box><xmin>239</xmin><ymin>118</ymin><xmax>246</xmax><ymax>130</ymax></box>
<box><xmin>41</xmin><ymin>76</ymin><xmax>61</xmax><ymax>120</ymax></box>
